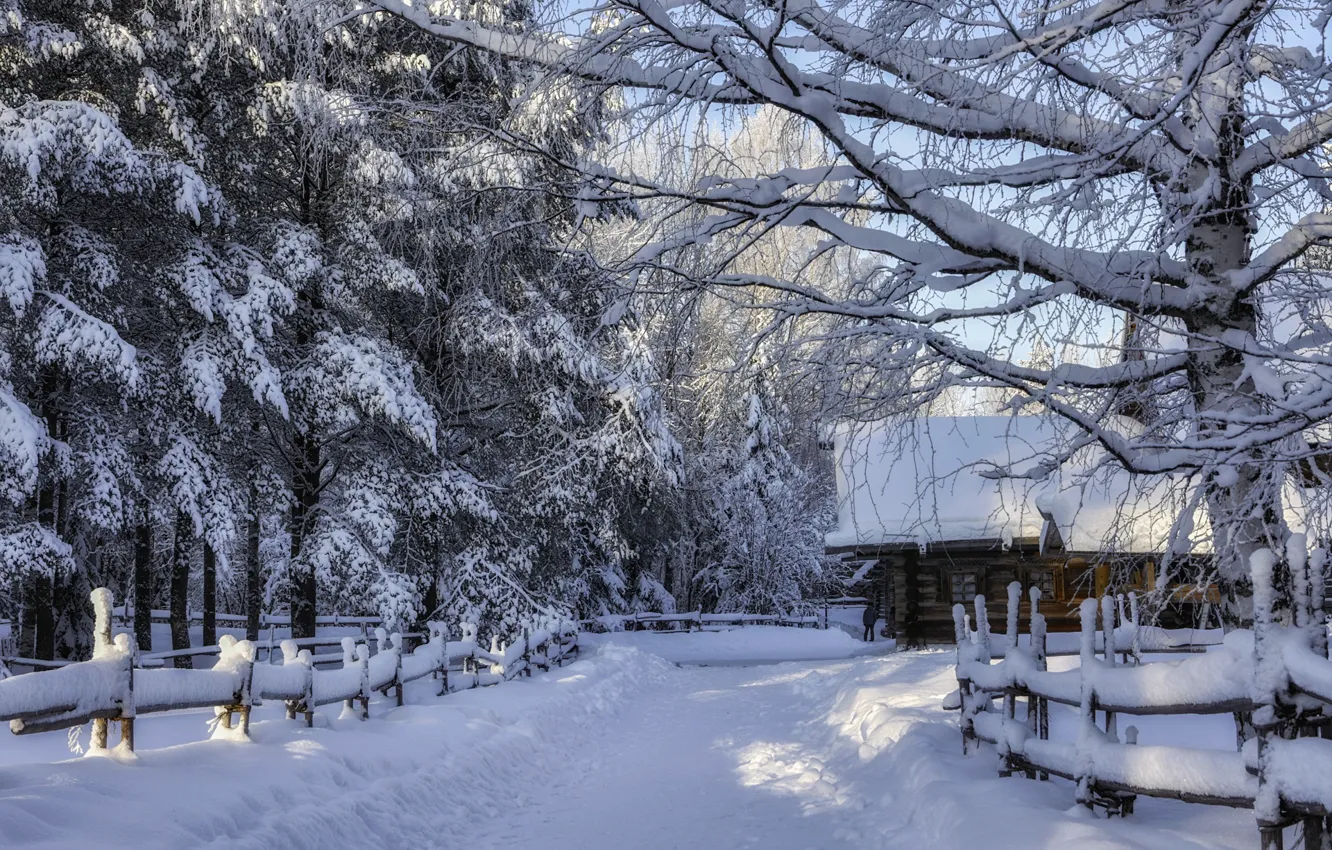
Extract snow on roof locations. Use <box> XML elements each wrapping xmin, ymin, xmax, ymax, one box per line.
<box><xmin>844</xmin><ymin>559</ymin><xmax>878</xmax><ymax>585</ymax></box>
<box><xmin>826</xmin><ymin>416</ymin><xmax>1199</xmax><ymax>555</ymax></box>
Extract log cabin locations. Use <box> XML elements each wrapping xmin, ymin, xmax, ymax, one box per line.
<box><xmin>825</xmin><ymin>416</ymin><xmax>1219</xmax><ymax>642</ymax></box>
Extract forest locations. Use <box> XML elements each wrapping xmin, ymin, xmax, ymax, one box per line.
<box><xmin>0</xmin><ymin>1</ymin><xmax>835</xmax><ymax>661</ymax></box>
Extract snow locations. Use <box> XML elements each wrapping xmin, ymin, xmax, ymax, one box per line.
<box><xmin>1264</xmin><ymin>736</ymin><xmax>1332</xmax><ymax>812</ymax></box>
<box><xmin>136</xmin><ymin>636</ymin><xmax>254</xmax><ymax>714</ymax></box>
<box><xmin>0</xmin><ymin>656</ymin><xmax>128</xmax><ymax>726</ymax></box>
<box><xmin>0</xmin><ymin>630</ymin><xmax>1259</xmax><ymax>849</ymax></box>
<box><xmin>846</xmin><ymin>558</ymin><xmax>877</xmax><ymax>584</ymax></box>
<box><xmin>827</xmin><ymin>416</ymin><xmax>1196</xmax><ymax>553</ymax></box>
<box><xmin>582</xmin><ymin>625</ymin><xmax>895</xmax><ymax>665</ymax></box>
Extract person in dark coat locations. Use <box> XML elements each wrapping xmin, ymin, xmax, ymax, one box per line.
<box><xmin>862</xmin><ymin>602</ymin><xmax>878</xmax><ymax>642</ymax></box>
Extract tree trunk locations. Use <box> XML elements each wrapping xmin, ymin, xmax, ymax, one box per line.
<box><xmin>202</xmin><ymin>542</ymin><xmax>217</xmax><ymax>648</ymax></box>
<box><xmin>169</xmin><ymin>513</ymin><xmax>193</xmax><ymax>669</ymax></box>
<box><xmin>246</xmin><ymin>500</ymin><xmax>262</xmax><ymax>641</ymax></box>
<box><xmin>31</xmin><ymin>365</ymin><xmax>60</xmax><ymax>661</ymax></box>
<box><xmin>1178</xmin><ymin>42</ymin><xmax>1288</xmax><ymax>632</ymax></box>
<box><xmin>28</xmin><ymin>572</ymin><xmax>54</xmax><ymax>662</ymax></box>
<box><xmin>289</xmin><ymin>431</ymin><xmax>320</xmax><ymax>640</ymax></box>
<box><xmin>134</xmin><ymin>521</ymin><xmax>153</xmax><ymax>652</ymax></box>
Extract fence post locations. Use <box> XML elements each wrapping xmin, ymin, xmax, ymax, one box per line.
<box><xmin>952</xmin><ymin>603</ymin><xmax>974</xmax><ymax>756</ymax></box>
<box><xmin>428</xmin><ymin>622</ymin><xmax>448</xmax><ymax>696</ymax></box>
<box><xmin>1252</xmin><ymin>549</ymin><xmax>1293</xmax><ymax>848</ymax></box>
<box><xmin>999</xmin><ymin>583</ymin><xmax>1021</xmax><ymax>778</ymax></box>
<box><xmin>240</xmin><ymin>638</ymin><xmax>255</xmax><ymax>735</ymax></box>
<box><xmin>523</xmin><ymin>627</ymin><xmax>532</xmax><ymax>678</ymax></box>
<box><xmin>1075</xmin><ymin>598</ymin><xmax>1098</xmax><ymax>809</ymax></box>
<box><xmin>1028</xmin><ymin>587</ymin><xmax>1048</xmax><ymax>780</ymax></box>
<box><xmin>392</xmin><ymin>633</ymin><xmax>404</xmax><ymax>707</ymax></box>
<box><xmin>973</xmin><ymin>595</ymin><xmax>991</xmax><ymax>663</ymax></box>
<box><xmin>121</xmin><ymin>633</ymin><xmax>136</xmax><ymax>751</ymax></box>
<box><xmin>90</xmin><ymin>588</ymin><xmax>115</xmax><ymax>751</ymax></box>
<box><xmin>1100</xmin><ymin>595</ymin><xmax>1118</xmax><ymax>743</ymax></box>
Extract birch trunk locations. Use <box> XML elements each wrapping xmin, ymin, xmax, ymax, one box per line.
<box><xmin>1179</xmin><ymin>29</ymin><xmax>1290</xmax><ymax>631</ymax></box>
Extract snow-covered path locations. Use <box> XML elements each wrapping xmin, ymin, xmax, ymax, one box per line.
<box><xmin>468</xmin><ymin>662</ymin><xmax>858</xmax><ymax>850</ymax></box>
<box><xmin>455</xmin><ymin>647</ymin><xmax>1253</xmax><ymax>850</ymax></box>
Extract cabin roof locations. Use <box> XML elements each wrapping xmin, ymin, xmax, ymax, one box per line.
<box><xmin>826</xmin><ymin>416</ymin><xmax>1204</xmax><ymax>555</ymax></box>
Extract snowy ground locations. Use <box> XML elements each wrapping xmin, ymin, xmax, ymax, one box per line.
<box><xmin>0</xmin><ymin>630</ymin><xmax>1254</xmax><ymax>850</ymax></box>
<box><xmin>581</xmin><ymin>624</ymin><xmax>897</xmax><ymax>665</ymax></box>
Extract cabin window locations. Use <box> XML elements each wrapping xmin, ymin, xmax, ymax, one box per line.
<box><xmin>1029</xmin><ymin>570</ymin><xmax>1056</xmax><ymax>602</ymax></box>
<box><xmin>950</xmin><ymin>571</ymin><xmax>978</xmax><ymax>604</ymax></box>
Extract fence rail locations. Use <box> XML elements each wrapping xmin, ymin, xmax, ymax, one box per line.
<box><xmin>0</xmin><ymin>589</ymin><xmax>580</xmax><ymax>754</ymax></box>
<box><xmin>110</xmin><ymin>607</ymin><xmax>383</xmax><ymax>627</ymax></box>
<box><xmin>951</xmin><ymin>576</ymin><xmax>1332</xmax><ymax>849</ymax></box>
<box><xmin>582</xmin><ymin>610</ymin><xmax>823</xmax><ymax>633</ymax></box>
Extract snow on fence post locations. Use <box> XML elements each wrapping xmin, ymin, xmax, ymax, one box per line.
<box><xmin>1075</xmin><ymin>598</ymin><xmax>1099</xmax><ymax>809</ymax></box>
<box><xmin>1005</xmin><ymin>582</ymin><xmax>1021</xmax><ymax>653</ymax></box>
<box><xmin>339</xmin><ymin>638</ymin><xmax>370</xmax><ymax>720</ymax></box>
<box><xmin>214</xmin><ymin>635</ymin><xmax>256</xmax><ymax>735</ymax></box>
<box><xmin>999</xmin><ymin>582</ymin><xmax>1022</xmax><ymax>777</ymax></box>
<box><xmin>428</xmin><ymin>622</ymin><xmax>448</xmax><ymax>695</ymax></box>
<box><xmin>1100</xmin><ymin>595</ymin><xmax>1118</xmax><ymax>743</ymax></box>
<box><xmin>90</xmin><ymin>588</ymin><xmax>114</xmax><ymax>751</ymax></box>
<box><xmin>952</xmin><ymin>603</ymin><xmax>976</xmax><ymax>756</ymax></box>
<box><xmin>280</xmin><ymin>640</ymin><xmax>315</xmax><ymax>726</ymax></box>
<box><xmin>390</xmin><ymin>633</ymin><xmax>404</xmax><ymax>706</ymax></box>
<box><xmin>120</xmin><ymin>633</ymin><xmax>137</xmax><ymax>751</ymax></box>
<box><xmin>973</xmin><ymin>595</ymin><xmax>990</xmax><ymax>663</ymax></box>
<box><xmin>1028</xmin><ymin>586</ymin><xmax>1048</xmax><ymax>780</ymax></box>
<box><xmin>1250</xmin><ymin>548</ymin><xmax>1287</xmax><ymax>849</ymax></box>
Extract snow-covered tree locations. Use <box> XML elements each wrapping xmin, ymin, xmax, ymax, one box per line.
<box><xmin>694</xmin><ymin>381</ymin><xmax>829</xmax><ymax>613</ymax></box>
<box><xmin>380</xmin><ymin>0</ymin><xmax>1332</xmax><ymax>625</ymax></box>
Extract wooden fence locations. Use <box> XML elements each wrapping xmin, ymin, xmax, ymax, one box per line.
<box><xmin>582</xmin><ymin>610</ymin><xmax>823</xmax><ymax>632</ymax></box>
<box><xmin>952</xmin><ymin>572</ymin><xmax>1332</xmax><ymax>850</ymax></box>
<box><xmin>0</xmin><ymin>588</ymin><xmax>580</xmax><ymax>755</ymax></box>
